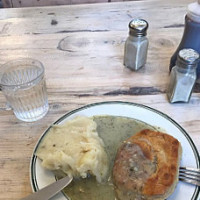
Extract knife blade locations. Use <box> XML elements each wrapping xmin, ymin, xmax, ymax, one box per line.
<box><xmin>21</xmin><ymin>176</ymin><xmax>73</xmax><ymax>200</ymax></box>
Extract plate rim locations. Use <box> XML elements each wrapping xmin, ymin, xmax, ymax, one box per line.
<box><xmin>30</xmin><ymin>101</ymin><xmax>200</xmax><ymax>199</ymax></box>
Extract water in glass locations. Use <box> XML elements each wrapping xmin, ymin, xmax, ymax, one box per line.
<box><xmin>0</xmin><ymin>59</ymin><xmax>49</xmax><ymax>122</ymax></box>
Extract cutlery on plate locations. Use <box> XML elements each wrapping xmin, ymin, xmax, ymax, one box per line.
<box><xmin>179</xmin><ymin>167</ymin><xmax>200</xmax><ymax>186</ymax></box>
<box><xmin>20</xmin><ymin>176</ymin><xmax>73</xmax><ymax>200</ymax></box>
<box><xmin>20</xmin><ymin>166</ymin><xmax>199</xmax><ymax>200</ymax></box>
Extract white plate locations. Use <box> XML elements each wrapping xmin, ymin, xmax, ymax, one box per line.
<box><xmin>30</xmin><ymin>101</ymin><xmax>200</xmax><ymax>200</ymax></box>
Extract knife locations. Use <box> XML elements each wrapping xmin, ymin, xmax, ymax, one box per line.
<box><xmin>21</xmin><ymin>176</ymin><xmax>73</xmax><ymax>200</ymax></box>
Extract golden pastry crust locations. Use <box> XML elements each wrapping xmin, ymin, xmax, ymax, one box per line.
<box><xmin>113</xmin><ymin>129</ymin><xmax>182</xmax><ymax>200</ymax></box>
<box><xmin>128</xmin><ymin>129</ymin><xmax>180</xmax><ymax>196</ymax></box>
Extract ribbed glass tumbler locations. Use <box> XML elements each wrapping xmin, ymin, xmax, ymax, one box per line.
<box><xmin>0</xmin><ymin>58</ymin><xmax>49</xmax><ymax>122</ymax></box>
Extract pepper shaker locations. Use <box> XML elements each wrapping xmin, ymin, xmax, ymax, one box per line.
<box><xmin>124</xmin><ymin>19</ymin><xmax>149</xmax><ymax>71</ymax></box>
<box><xmin>167</xmin><ymin>48</ymin><xmax>199</xmax><ymax>103</ymax></box>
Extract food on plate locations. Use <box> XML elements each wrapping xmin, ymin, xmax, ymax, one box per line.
<box><xmin>36</xmin><ymin>116</ymin><xmax>109</xmax><ymax>183</ymax></box>
<box><xmin>35</xmin><ymin>115</ymin><xmax>183</xmax><ymax>200</ymax></box>
<box><xmin>113</xmin><ymin>129</ymin><xmax>182</xmax><ymax>200</ymax></box>
<box><xmin>62</xmin><ymin>115</ymin><xmax>156</xmax><ymax>200</ymax></box>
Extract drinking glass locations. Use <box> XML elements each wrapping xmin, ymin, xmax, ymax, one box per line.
<box><xmin>0</xmin><ymin>58</ymin><xmax>49</xmax><ymax>122</ymax></box>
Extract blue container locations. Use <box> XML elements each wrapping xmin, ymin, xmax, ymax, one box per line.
<box><xmin>169</xmin><ymin>2</ymin><xmax>200</xmax><ymax>78</ymax></box>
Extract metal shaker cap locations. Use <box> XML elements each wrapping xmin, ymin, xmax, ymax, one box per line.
<box><xmin>177</xmin><ymin>48</ymin><xmax>199</xmax><ymax>68</ymax></box>
<box><xmin>128</xmin><ymin>19</ymin><xmax>148</xmax><ymax>37</ymax></box>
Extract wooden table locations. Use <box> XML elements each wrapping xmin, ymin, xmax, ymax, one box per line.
<box><xmin>0</xmin><ymin>0</ymin><xmax>199</xmax><ymax>199</ymax></box>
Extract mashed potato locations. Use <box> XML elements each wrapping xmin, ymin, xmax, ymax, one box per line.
<box><xmin>36</xmin><ymin>116</ymin><xmax>109</xmax><ymax>183</ymax></box>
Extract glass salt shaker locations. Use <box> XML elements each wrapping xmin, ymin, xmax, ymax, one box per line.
<box><xmin>167</xmin><ymin>48</ymin><xmax>199</xmax><ymax>103</ymax></box>
<box><xmin>124</xmin><ymin>19</ymin><xmax>149</xmax><ymax>71</ymax></box>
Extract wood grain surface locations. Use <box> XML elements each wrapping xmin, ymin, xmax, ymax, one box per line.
<box><xmin>0</xmin><ymin>0</ymin><xmax>199</xmax><ymax>199</ymax></box>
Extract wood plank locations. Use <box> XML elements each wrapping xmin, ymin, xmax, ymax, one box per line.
<box><xmin>0</xmin><ymin>29</ymin><xmax>182</xmax><ymax>91</ymax></box>
<box><xmin>0</xmin><ymin>0</ymin><xmax>188</xmax><ymax>35</ymax></box>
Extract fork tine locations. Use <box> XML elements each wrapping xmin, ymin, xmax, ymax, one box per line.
<box><xmin>179</xmin><ymin>167</ymin><xmax>200</xmax><ymax>187</ymax></box>
<box><xmin>179</xmin><ymin>176</ymin><xmax>200</xmax><ymax>187</ymax></box>
<box><xmin>179</xmin><ymin>170</ymin><xmax>200</xmax><ymax>179</ymax></box>
<box><xmin>179</xmin><ymin>173</ymin><xmax>200</xmax><ymax>181</ymax></box>
<box><xmin>180</xmin><ymin>166</ymin><xmax>200</xmax><ymax>173</ymax></box>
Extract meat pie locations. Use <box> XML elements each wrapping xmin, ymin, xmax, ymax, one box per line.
<box><xmin>113</xmin><ymin>129</ymin><xmax>182</xmax><ymax>200</ymax></box>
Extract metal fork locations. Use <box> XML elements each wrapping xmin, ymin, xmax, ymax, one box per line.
<box><xmin>179</xmin><ymin>167</ymin><xmax>200</xmax><ymax>186</ymax></box>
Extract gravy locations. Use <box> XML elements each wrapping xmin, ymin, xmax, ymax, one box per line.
<box><xmin>62</xmin><ymin>115</ymin><xmax>160</xmax><ymax>200</ymax></box>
